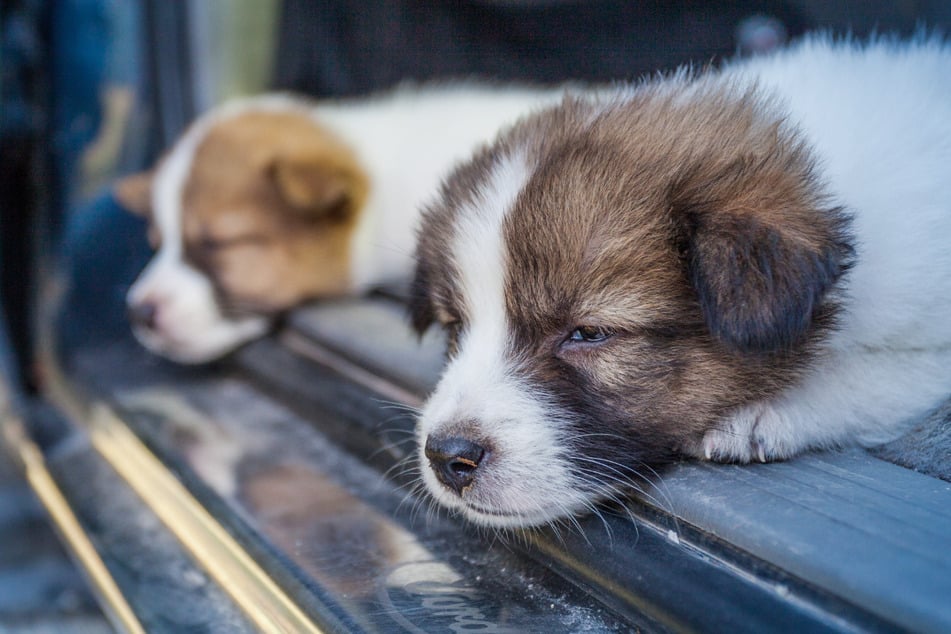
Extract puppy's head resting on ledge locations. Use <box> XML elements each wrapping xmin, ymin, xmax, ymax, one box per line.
<box><xmin>116</xmin><ymin>98</ymin><xmax>368</xmax><ymax>364</ymax></box>
<box><xmin>411</xmin><ymin>72</ymin><xmax>855</xmax><ymax>528</ymax></box>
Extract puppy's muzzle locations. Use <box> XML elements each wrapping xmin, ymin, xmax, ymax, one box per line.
<box><xmin>424</xmin><ymin>435</ymin><xmax>487</xmax><ymax>495</ymax></box>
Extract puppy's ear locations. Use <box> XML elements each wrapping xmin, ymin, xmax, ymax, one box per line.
<box><xmin>113</xmin><ymin>171</ymin><xmax>153</xmax><ymax>217</ymax></box>
<box><xmin>408</xmin><ymin>259</ymin><xmax>435</xmax><ymax>336</ymax></box>
<box><xmin>269</xmin><ymin>153</ymin><xmax>368</xmax><ymax>221</ymax></box>
<box><xmin>674</xmin><ymin>158</ymin><xmax>854</xmax><ymax>353</ymax></box>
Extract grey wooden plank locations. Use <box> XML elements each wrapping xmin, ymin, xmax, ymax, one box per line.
<box><xmin>697</xmin><ymin>458</ymin><xmax>951</xmax><ymax>555</ymax></box>
<box><xmin>805</xmin><ymin>451</ymin><xmax>951</xmax><ymax>512</ymax></box>
<box><xmin>655</xmin><ymin>457</ymin><xmax>951</xmax><ymax>633</ymax></box>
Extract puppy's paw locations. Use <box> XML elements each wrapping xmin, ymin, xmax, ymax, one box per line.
<box><xmin>701</xmin><ymin>403</ymin><xmax>793</xmax><ymax>463</ymax></box>
<box><xmin>701</xmin><ymin>405</ymin><xmax>759</xmax><ymax>463</ymax></box>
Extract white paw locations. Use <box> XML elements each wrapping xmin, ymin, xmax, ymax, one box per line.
<box><xmin>701</xmin><ymin>402</ymin><xmax>794</xmax><ymax>463</ymax></box>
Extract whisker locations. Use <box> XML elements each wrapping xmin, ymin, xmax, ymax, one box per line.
<box><xmin>369</xmin><ymin>436</ymin><xmax>416</xmax><ymax>463</ymax></box>
<box><xmin>374</xmin><ymin>426</ymin><xmax>417</xmax><ymax>437</ymax></box>
<box><xmin>633</xmin><ymin>461</ymin><xmax>681</xmax><ymax>534</ymax></box>
<box><xmin>380</xmin><ymin>452</ymin><xmax>419</xmax><ymax>482</ymax></box>
<box><xmin>573</xmin><ymin>456</ymin><xmax>674</xmax><ymax>514</ymax></box>
<box><xmin>370</xmin><ymin>397</ymin><xmax>421</xmax><ymax>414</ymax></box>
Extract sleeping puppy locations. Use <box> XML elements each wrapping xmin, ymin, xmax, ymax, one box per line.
<box><xmin>410</xmin><ymin>36</ymin><xmax>951</xmax><ymax>528</ymax></box>
<box><xmin>117</xmin><ymin>87</ymin><xmax>561</xmax><ymax>363</ymax></box>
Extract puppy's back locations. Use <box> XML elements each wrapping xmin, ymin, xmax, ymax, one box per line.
<box><xmin>734</xmin><ymin>37</ymin><xmax>951</xmax><ymax>350</ymax></box>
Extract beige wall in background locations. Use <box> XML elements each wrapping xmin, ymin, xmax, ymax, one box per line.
<box><xmin>189</xmin><ymin>0</ymin><xmax>281</xmax><ymax>111</ymax></box>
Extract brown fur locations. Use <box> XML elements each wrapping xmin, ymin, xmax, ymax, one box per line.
<box><xmin>114</xmin><ymin>170</ymin><xmax>153</xmax><ymax>217</ymax></box>
<box><xmin>117</xmin><ymin>109</ymin><xmax>369</xmax><ymax>314</ymax></box>
<box><xmin>413</xmin><ymin>79</ymin><xmax>853</xmax><ymax>464</ymax></box>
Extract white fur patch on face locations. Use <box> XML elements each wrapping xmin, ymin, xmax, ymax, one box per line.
<box><xmin>417</xmin><ymin>153</ymin><xmax>591</xmax><ymax>528</ymax></box>
<box><xmin>127</xmin><ymin>253</ymin><xmax>269</xmax><ymax>364</ymax></box>
<box><xmin>126</xmin><ymin>119</ymin><xmax>269</xmax><ymax>364</ymax></box>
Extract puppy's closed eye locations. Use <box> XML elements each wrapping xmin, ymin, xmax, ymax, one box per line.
<box><xmin>558</xmin><ymin>326</ymin><xmax>616</xmax><ymax>357</ymax></box>
<box><xmin>563</xmin><ymin>325</ymin><xmax>614</xmax><ymax>345</ymax></box>
<box><xmin>197</xmin><ymin>234</ymin><xmax>269</xmax><ymax>253</ymax></box>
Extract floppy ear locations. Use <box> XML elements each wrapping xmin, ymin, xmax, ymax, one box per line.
<box><xmin>408</xmin><ymin>259</ymin><xmax>435</xmax><ymax>336</ymax></box>
<box><xmin>269</xmin><ymin>153</ymin><xmax>368</xmax><ymax>221</ymax></box>
<box><xmin>113</xmin><ymin>171</ymin><xmax>153</xmax><ymax>217</ymax></box>
<box><xmin>673</xmin><ymin>160</ymin><xmax>854</xmax><ymax>354</ymax></box>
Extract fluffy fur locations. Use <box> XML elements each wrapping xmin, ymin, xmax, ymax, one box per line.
<box><xmin>119</xmin><ymin>87</ymin><xmax>562</xmax><ymax>363</ymax></box>
<box><xmin>872</xmin><ymin>397</ymin><xmax>951</xmax><ymax>481</ymax></box>
<box><xmin>411</xmin><ymin>36</ymin><xmax>951</xmax><ymax>528</ymax></box>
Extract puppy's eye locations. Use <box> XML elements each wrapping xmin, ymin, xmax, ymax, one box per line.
<box><xmin>199</xmin><ymin>234</ymin><xmax>266</xmax><ymax>252</ymax></box>
<box><xmin>199</xmin><ymin>235</ymin><xmax>226</xmax><ymax>251</ymax></box>
<box><xmin>566</xmin><ymin>325</ymin><xmax>614</xmax><ymax>344</ymax></box>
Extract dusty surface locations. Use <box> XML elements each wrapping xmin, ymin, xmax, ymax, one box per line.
<box><xmin>0</xmin><ymin>456</ymin><xmax>111</xmax><ymax>633</ymax></box>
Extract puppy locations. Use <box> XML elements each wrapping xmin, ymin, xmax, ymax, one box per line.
<box><xmin>117</xmin><ymin>87</ymin><xmax>561</xmax><ymax>363</ymax></box>
<box><xmin>410</xmin><ymin>36</ymin><xmax>951</xmax><ymax>528</ymax></box>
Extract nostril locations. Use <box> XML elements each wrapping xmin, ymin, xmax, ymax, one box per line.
<box><xmin>424</xmin><ymin>435</ymin><xmax>487</xmax><ymax>496</ymax></box>
<box><xmin>425</xmin><ymin>436</ymin><xmax>486</xmax><ymax>467</ymax></box>
<box><xmin>128</xmin><ymin>301</ymin><xmax>158</xmax><ymax>330</ymax></box>
<box><xmin>447</xmin><ymin>455</ymin><xmax>479</xmax><ymax>478</ymax></box>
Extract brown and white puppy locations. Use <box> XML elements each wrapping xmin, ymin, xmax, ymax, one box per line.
<box><xmin>411</xmin><ymin>37</ymin><xmax>951</xmax><ymax>528</ymax></box>
<box><xmin>118</xmin><ymin>88</ymin><xmax>562</xmax><ymax>363</ymax></box>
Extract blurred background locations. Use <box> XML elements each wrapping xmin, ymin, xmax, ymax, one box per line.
<box><xmin>1</xmin><ymin>1</ymin><xmax>950</xmax><ymax>630</ymax></box>
<box><xmin>5</xmin><ymin>0</ymin><xmax>950</xmax><ymax>387</ymax></box>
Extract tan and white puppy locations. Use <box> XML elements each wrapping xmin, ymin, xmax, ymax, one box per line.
<box><xmin>411</xmin><ymin>37</ymin><xmax>951</xmax><ymax>528</ymax></box>
<box><xmin>118</xmin><ymin>87</ymin><xmax>562</xmax><ymax>363</ymax></box>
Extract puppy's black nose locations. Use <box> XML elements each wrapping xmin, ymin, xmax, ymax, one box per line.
<box><xmin>425</xmin><ymin>435</ymin><xmax>486</xmax><ymax>495</ymax></box>
<box><xmin>128</xmin><ymin>301</ymin><xmax>158</xmax><ymax>331</ymax></box>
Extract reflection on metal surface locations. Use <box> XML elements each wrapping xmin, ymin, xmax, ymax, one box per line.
<box><xmin>119</xmin><ymin>387</ymin><xmax>492</xmax><ymax>629</ymax></box>
<box><xmin>87</xmin><ymin>404</ymin><xmax>324</xmax><ymax>634</ymax></box>
<box><xmin>113</xmin><ymin>379</ymin><xmax>628</xmax><ymax>631</ymax></box>
<box><xmin>106</xmin><ymin>390</ymin><xmax>249</xmax><ymax>500</ymax></box>
<box><xmin>1</xmin><ymin>416</ymin><xmax>145</xmax><ymax>634</ymax></box>
<box><xmin>281</xmin><ymin>329</ymin><xmax>424</xmax><ymax>408</ymax></box>
<box><xmin>240</xmin><ymin>460</ymin><xmax>514</xmax><ymax>633</ymax></box>
<box><xmin>379</xmin><ymin>561</ymin><xmax>512</xmax><ymax>634</ymax></box>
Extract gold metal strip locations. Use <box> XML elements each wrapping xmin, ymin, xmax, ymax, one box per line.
<box><xmin>1</xmin><ymin>417</ymin><xmax>146</xmax><ymax>634</ymax></box>
<box><xmin>36</xmin><ymin>319</ymin><xmax>325</xmax><ymax>633</ymax></box>
<box><xmin>88</xmin><ymin>404</ymin><xmax>325</xmax><ymax>634</ymax></box>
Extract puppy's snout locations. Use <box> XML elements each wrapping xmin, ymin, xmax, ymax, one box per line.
<box><xmin>424</xmin><ymin>435</ymin><xmax>487</xmax><ymax>495</ymax></box>
<box><xmin>127</xmin><ymin>301</ymin><xmax>158</xmax><ymax>331</ymax></box>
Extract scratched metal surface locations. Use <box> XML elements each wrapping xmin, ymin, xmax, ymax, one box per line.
<box><xmin>0</xmin><ymin>450</ymin><xmax>112</xmax><ymax>633</ymax></box>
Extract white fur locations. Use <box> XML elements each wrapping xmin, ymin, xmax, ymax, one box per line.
<box><xmin>311</xmin><ymin>85</ymin><xmax>566</xmax><ymax>290</ymax></box>
<box><xmin>419</xmin><ymin>36</ymin><xmax>951</xmax><ymax>525</ymax></box>
<box><xmin>702</xmin><ymin>36</ymin><xmax>951</xmax><ymax>461</ymax></box>
<box><xmin>127</xmin><ymin>86</ymin><xmax>563</xmax><ymax>363</ymax></box>
<box><xmin>416</xmin><ymin>154</ymin><xmax>595</xmax><ymax>527</ymax></box>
